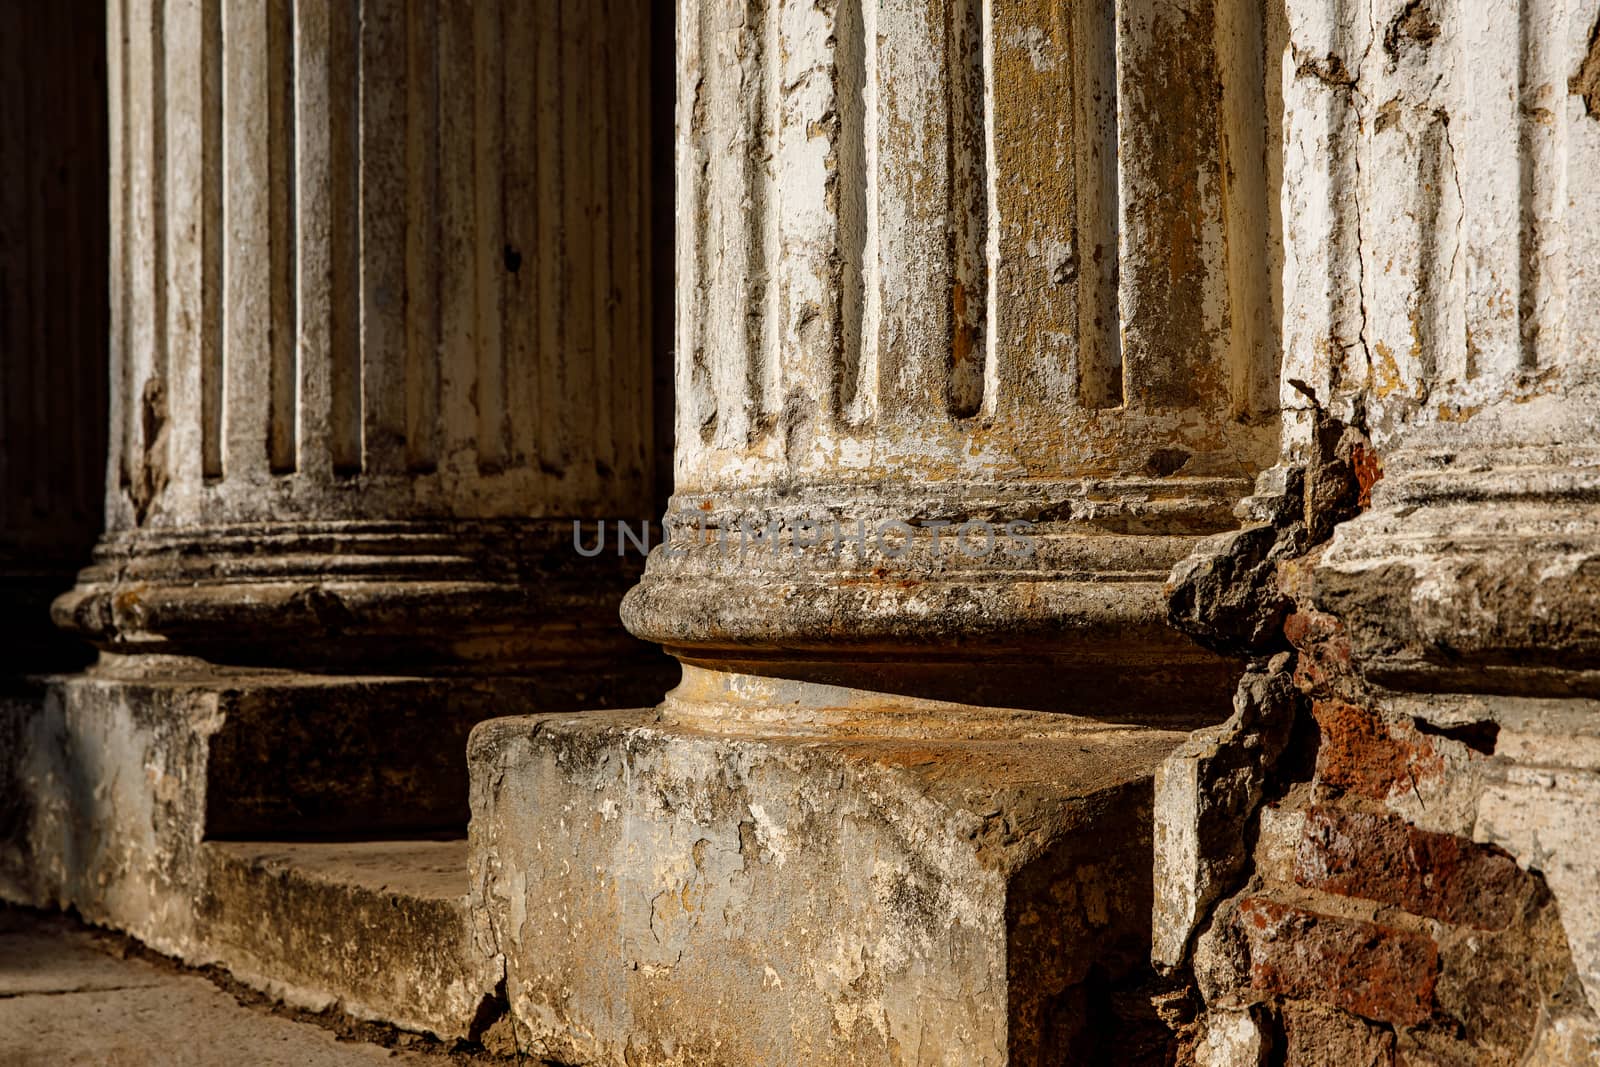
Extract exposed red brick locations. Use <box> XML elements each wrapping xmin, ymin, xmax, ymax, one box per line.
<box><xmin>1283</xmin><ymin>610</ymin><xmax>1334</xmax><ymax>650</ymax></box>
<box><xmin>1351</xmin><ymin>443</ymin><xmax>1383</xmax><ymax>509</ymax></box>
<box><xmin>1310</xmin><ymin>699</ymin><xmax>1442</xmax><ymax>801</ymax></box>
<box><xmin>1234</xmin><ymin>897</ymin><xmax>1439</xmax><ymax>1027</ymax></box>
<box><xmin>1283</xmin><ymin>609</ymin><xmax>1353</xmax><ymax>693</ymax></box>
<box><xmin>1294</xmin><ymin>807</ymin><xmax>1533</xmax><ymax>930</ymax></box>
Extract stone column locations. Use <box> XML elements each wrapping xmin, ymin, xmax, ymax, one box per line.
<box><xmin>622</xmin><ymin>0</ymin><xmax>1281</xmax><ymax>718</ymax></box>
<box><xmin>1161</xmin><ymin>3</ymin><xmax>1600</xmax><ymax>1058</ymax></box>
<box><xmin>1290</xmin><ymin>0</ymin><xmax>1600</xmax><ymax>1023</ymax></box>
<box><xmin>8</xmin><ymin>0</ymin><xmax>664</xmax><ymax>1033</ymax></box>
<box><xmin>470</xmin><ymin>1</ymin><xmax>1281</xmax><ymax>1062</ymax></box>
<box><xmin>55</xmin><ymin>0</ymin><xmax>659</xmax><ymax>678</ymax></box>
<box><xmin>1293</xmin><ymin>0</ymin><xmax>1600</xmax><ymax>694</ymax></box>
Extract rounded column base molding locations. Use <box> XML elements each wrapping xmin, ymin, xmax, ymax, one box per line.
<box><xmin>622</xmin><ymin>478</ymin><xmax>1249</xmax><ymax>716</ymax></box>
<box><xmin>54</xmin><ymin>519</ymin><xmax>643</xmax><ymax>674</ymax></box>
<box><xmin>1315</xmin><ymin>442</ymin><xmax>1600</xmax><ymax>695</ymax></box>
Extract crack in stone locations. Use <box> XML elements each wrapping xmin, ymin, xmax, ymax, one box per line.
<box><xmin>0</xmin><ymin>983</ymin><xmax>161</xmax><ymax>1000</ymax></box>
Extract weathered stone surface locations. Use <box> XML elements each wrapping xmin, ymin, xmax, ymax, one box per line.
<box><xmin>1268</xmin><ymin>6</ymin><xmax>1600</xmax><ymax>1040</ymax></box>
<box><xmin>0</xmin><ymin>673</ymin><xmax>213</xmax><ymax>955</ymax></box>
<box><xmin>92</xmin><ymin>0</ymin><xmax>660</xmax><ymax>540</ymax></box>
<box><xmin>1430</xmin><ymin>884</ymin><xmax>1581</xmax><ymax>1059</ymax></box>
<box><xmin>200</xmin><ymin>840</ymin><xmax>496</xmax><ymax>1038</ymax></box>
<box><xmin>1251</xmin><ymin>802</ymin><xmax>1308</xmax><ymax>887</ymax></box>
<box><xmin>634</xmin><ymin>0</ymin><xmax>1276</xmax><ymax>719</ymax></box>
<box><xmin>1</xmin><ymin>666</ymin><xmax>633</xmax><ymax>850</ymax></box>
<box><xmin>1519</xmin><ymin>1009</ymin><xmax>1600</xmax><ymax>1066</ymax></box>
<box><xmin>1166</xmin><ymin>521</ymin><xmax>1296</xmax><ymax>657</ymax></box>
<box><xmin>1477</xmin><ymin>764</ymin><xmax>1600</xmax><ymax>1016</ymax></box>
<box><xmin>1192</xmin><ymin>1008</ymin><xmax>1271</xmax><ymax>1066</ymax></box>
<box><xmin>54</xmin><ymin>521</ymin><xmax>667</xmax><ymax>677</ymax></box>
<box><xmin>605</xmin><ymin>9</ymin><xmax>1278</xmax><ymax>1057</ymax></box>
<box><xmin>1277</xmin><ymin>0</ymin><xmax>1600</xmax><ymax>453</ymax></box>
<box><xmin>1153</xmin><ymin>658</ymin><xmax>1299</xmax><ymax>970</ymax></box>
<box><xmin>469</xmin><ymin>709</ymin><xmax>1186</xmax><ymax>1066</ymax></box>
<box><xmin>1178</xmin><ymin>580</ymin><xmax>1594</xmax><ymax>1064</ymax></box>
<box><xmin>1166</xmin><ymin>408</ymin><xmax>1371</xmax><ymax>661</ymax></box>
<box><xmin>1313</xmin><ymin>438</ymin><xmax>1600</xmax><ymax>697</ymax></box>
<box><xmin>0</xmin><ymin>907</ymin><xmax>438</xmax><ymax>1065</ymax></box>
<box><xmin>1</xmin><ymin>675</ymin><xmax>497</xmax><ymax>1039</ymax></box>
<box><xmin>22</xmin><ymin>7</ymin><xmax>672</xmax><ymax>1038</ymax></box>
<box><xmin>16</xmin><ymin>0</ymin><xmax>1600</xmax><ymax>1061</ymax></box>
<box><xmin>1278</xmin><ymin>1004</ymin><xmax>1394</xmax><ymax>1066</ymax></box>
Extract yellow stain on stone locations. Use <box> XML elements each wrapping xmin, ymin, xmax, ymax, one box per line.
<box><xmin>1372</xmin><ymin>341</ymin><xmax>1406</xmax><ymax>399</ymax></box>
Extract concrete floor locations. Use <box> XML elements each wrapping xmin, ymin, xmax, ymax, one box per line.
<box><xmin>0</xmin><ymin>906</ymin><xmax>481</xmax><ymax>1066</ymax></box>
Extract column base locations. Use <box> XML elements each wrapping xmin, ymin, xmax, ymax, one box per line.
<box><xmin>623</xmin><ymin>481</ymin><xmax>1249</xmax><ymax>719</ymax></box>
<box><xmin>469</xmin><ymin>708</ymin><xmax>1198</xmax><ymax>1066</ymax></box>
<box><xmin>53</xmin><ymin>519</ymin><xmax>648</xmax><ymax>673</ymax></box>
<box><xmin>1315</xmin><ymin>437</ymin><xmax>1600</xmax><ymax>695</ymax></box>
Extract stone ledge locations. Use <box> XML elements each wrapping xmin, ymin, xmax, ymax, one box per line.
<box><xmin>199</xmin><ymin>840</ymin><xmax>495</xmax><ymax>1039</ymax></box>
<box><xmin>0</xmin><ymin>673</ymin><xmax>504</xmax><ymax>1040</ymax></box>
<box><xmin>468</xmin><ymin>709</ymin><xmax>1190</xmax><ymax>1066</ymax></box>
<box><xmin>2</xmin><ymin>667</ymin><xmax>638</xmax><ymax>843</ymax></box>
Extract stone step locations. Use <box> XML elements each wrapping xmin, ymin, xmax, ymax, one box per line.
<box><xmin>0</xmin><ymin>904</ymin><xmax>449</xmax><ymax>1066</ymax></box>
<box><xmin>198</xmin><ymin>839</ymin><xmax>499</xmax><ymax>1041</ymax></box>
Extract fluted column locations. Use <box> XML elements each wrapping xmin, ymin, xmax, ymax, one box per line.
<box><xmin>466</xmin><ymin>3</ymin><xmax>1285</xmax><ymax>1063</ymax></box>
<box><xmin>6</xmin><ymin>2</ymin><xmax>665</xmax><ymax>1019</ymax></box>
<box><xmin>623</xmin><ymin>0</ymin><xmax>1280</xmax><ymax>716</ymax></box>
<box><xmin>1289</xmin><ymin>0</ymin><xmax>1600</xmax><ymax>689</ymax></box>
<box><xmin>1282</xmin><ymin>0</ymin><xmax>1600</xmax><ymax>1020</ymax></box>
<box><xmin>0</xmin><ymin>1</ymin><xmax>108</xmax><ymax>674</ymax></box>
<box><xmin>56</xmin><ymin>0</ymin><xmax>658</xmax><ymax>673</ymax></box>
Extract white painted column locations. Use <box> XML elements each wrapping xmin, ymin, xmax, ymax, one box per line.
<box><xmin>626</xmin><ymin>0</ymin><xmax>1282</xmax><ymax>717</ymax></box>
<box><xmin>1286</xmin><ymin>0</ymin><xmax>1600</xmax><ymax>1017</ymax></box>
<box><xmin>57</xmin><ymin>0</ymin><xmax>659</xmax><ymax>672</ymax></box>
<box><xmin>1288</xmin><ymin>0</ymin><xmax>1600</xmax><ymax>686</ymax></box>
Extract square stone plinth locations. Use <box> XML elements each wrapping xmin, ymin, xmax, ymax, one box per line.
<box><xmin>468</xmin><ymin>710</ymin><xmax>1193</xmax><ymax>1066</ymax></box>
